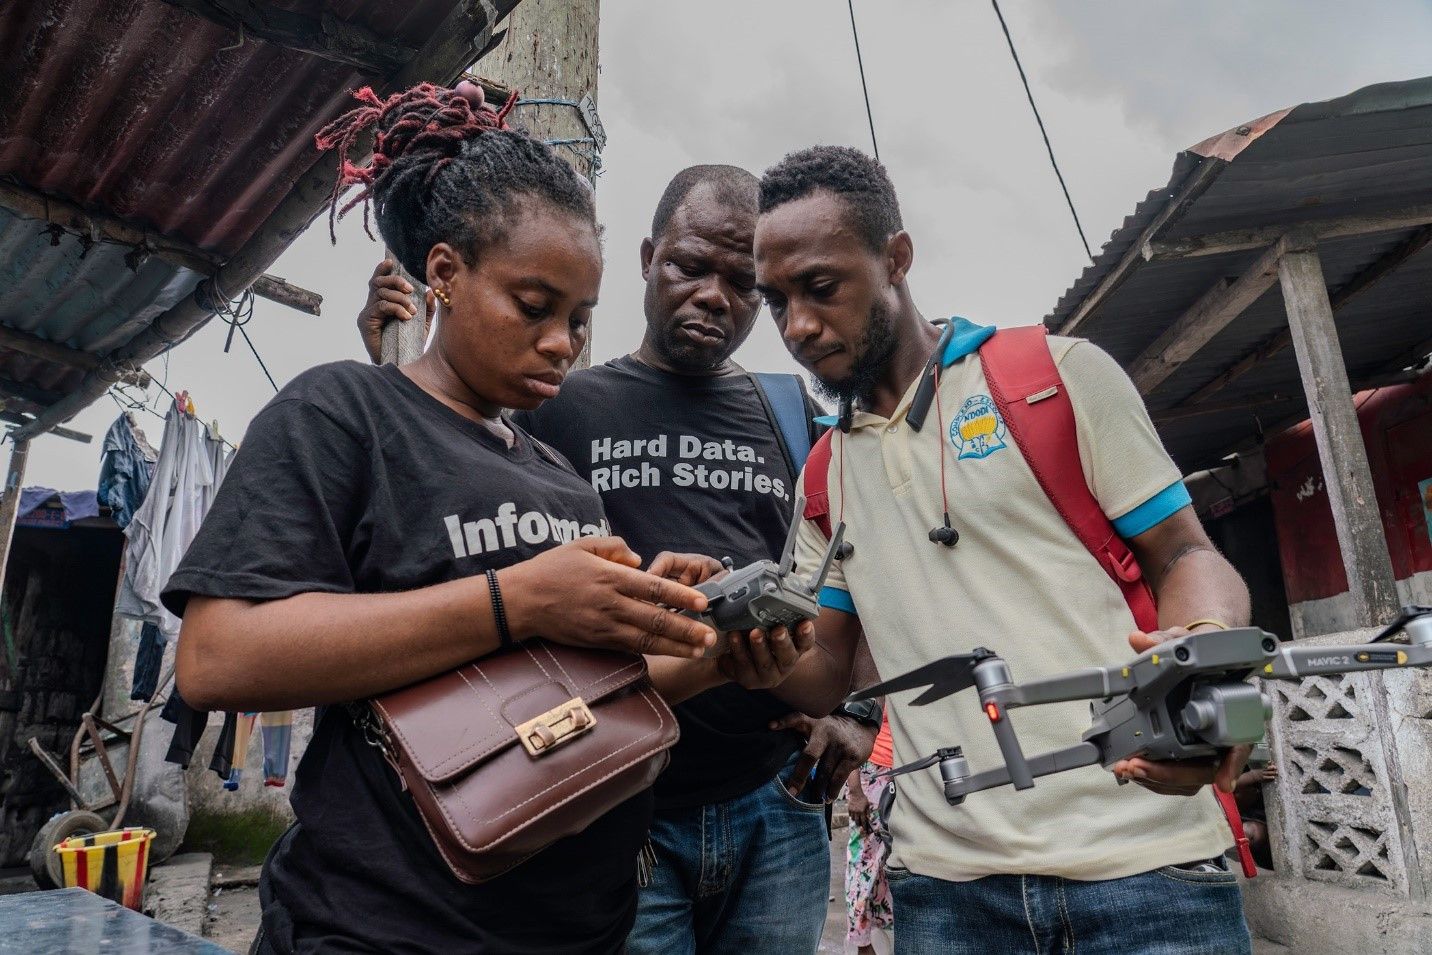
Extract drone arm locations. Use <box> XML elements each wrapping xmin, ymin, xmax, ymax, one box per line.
<box><xmin>1005</xmin><ymin>667</ymin><xmax>1134</xmax><ymax>708</ymax></box>
<box><xmin>945</xmin><ymin>742</ymin><xmax>1103</xmax><ymax>802</ymax></box>
<box><xmin>1264</xmin><ymin>642</ymin><xmax>1432</xmax><ymax>680</ymax></box>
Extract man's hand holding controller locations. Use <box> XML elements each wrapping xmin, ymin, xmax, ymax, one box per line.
<box><xmin>648</xmin><ymin>551</ymin><xmax>815</xmax><ymax>690</ymax></box>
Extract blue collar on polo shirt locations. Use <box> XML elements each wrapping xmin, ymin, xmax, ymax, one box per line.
<box><xmin>938</xmin><ymin>316</ymin><xmax>995</xmax><ymax>367</ymax></box>
<box><xmin>813</xmin><ymin>317</ymin><xmax>995</xmax><ymax>427</ymax></box>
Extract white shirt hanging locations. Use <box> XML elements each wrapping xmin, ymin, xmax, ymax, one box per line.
<box><xmin>115</xmin><ymin>403</ymin><xmax>215</xmax><ymax>637</ymax></box>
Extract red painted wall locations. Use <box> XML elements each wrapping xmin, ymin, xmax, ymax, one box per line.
<box><xmin>1266</xmin><ymin>373</ymin><xmax>1432</xmax><ymax>605</ymax></box>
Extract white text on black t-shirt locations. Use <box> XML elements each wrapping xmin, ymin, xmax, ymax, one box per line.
<box><xmin>443</xmin><ymin>502</ymin><xmax>610</xmax><ymax>559</ymax></box>
<box><xmin>587</xmin><ymin>433</ymin><xmax>788</xmax><ymax>500</ymax></box>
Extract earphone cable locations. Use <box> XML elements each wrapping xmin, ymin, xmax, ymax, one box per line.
<box><xmin>934</xmin><ymin>365</ymin><xmax>951</xmax><ymax>521</ymax></box>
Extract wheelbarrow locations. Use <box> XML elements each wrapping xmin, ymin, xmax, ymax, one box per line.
<box><xmin>26</xmin><ymin>682</ymin><xmax>165</xmax><ymax>890</ymax></box>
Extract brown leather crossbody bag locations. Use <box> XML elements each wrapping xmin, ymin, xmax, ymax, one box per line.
<box><xmin>353</xmin><ymin>639</ymin><xmax>679</xmax><ymax>883</ymax></box>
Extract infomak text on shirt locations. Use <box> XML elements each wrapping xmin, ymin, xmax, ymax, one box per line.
<box><xmin>444</xmin><ymin>502</ymin><xmax>611</xmax><ymax>559</ymax></box>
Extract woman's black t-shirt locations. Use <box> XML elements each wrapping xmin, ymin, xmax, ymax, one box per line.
<box><xmin>162</xmin><ymin>361</ymin><xmax>650</xmax><ymax>955</ymax></box>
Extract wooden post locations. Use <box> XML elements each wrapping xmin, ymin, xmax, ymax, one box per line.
<box><xmin>380</xmin><ymin>258</ymin><xmax>429</xmax><ymax>365</ymax></box>
<box><xmin>0</xmin><ymin>440</ymin><xmax>30</xmax><ymax>594</ymax></box>
<box><xmin>1277</xmin><ymin>243</ymin><xmax>1400</xmax><ymax>625</ymax></box>
<box><xmin>480</xmin><ymin>0</ymin><xmax>601</xmax><ymax>366</ymax></box>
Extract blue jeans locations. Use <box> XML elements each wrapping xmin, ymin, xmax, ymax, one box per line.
<box><xmin>888</xmin><ymin>863</ymin><xmax>1251</xmax><ymax>954</ymax></box>
<box><xmin>627</xmin><ymin>765</ymin><xmax>829</xmax><ymax>955</ymax></box>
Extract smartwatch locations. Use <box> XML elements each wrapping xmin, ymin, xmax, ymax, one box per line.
<box><xmin>837</xmin><ymin>698</ymin><xmax>882</xmax><ymax>730</ymax></box>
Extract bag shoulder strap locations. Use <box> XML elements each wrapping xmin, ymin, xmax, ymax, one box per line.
<box><xmin>751</xmin><ymin>372</ymin><xmax>813</xmax><ymax>476</ymax></box>
<box><xmin>801</xmin><ymin>430</ymin><xmax>835</xmax><ymax>540</ymax></box>
<box><xmin>979</xmin><ymin>326</ymin><xmax>1159</xmax><ymax>633</ymax></box>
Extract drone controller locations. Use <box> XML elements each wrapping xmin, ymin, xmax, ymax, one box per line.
<box><xmin>851</xmin><ymin>606</ymin><xmax>1432</xmax><ymax>806</ymax></box>
<box><xmin>684</xmin><ymin>495</ymin><xmax>847</xmax><ymax>657</ymax></box>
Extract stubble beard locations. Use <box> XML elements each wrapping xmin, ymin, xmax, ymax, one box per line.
<box><xmin>810</xmin><ymin>299</ymin><xmax>898</xmax><ymax>407</ymax></box>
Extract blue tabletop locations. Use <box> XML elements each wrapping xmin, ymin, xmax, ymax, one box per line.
<box><xmin>0</xmin><ymin>888</ymin><xmax>230</xmax><ymax>954</ymax></box>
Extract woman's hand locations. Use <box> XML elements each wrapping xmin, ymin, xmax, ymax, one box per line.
<box><xmin>500</xmin><ymin>536</ymin><xmax>716</xmax><ymax>658</ymax></box>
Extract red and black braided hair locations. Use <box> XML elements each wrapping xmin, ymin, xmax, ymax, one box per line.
<box><xmin>315</xmin><ymin>82</ymin><xmax>596</xmax><ymax>280</ymax></box>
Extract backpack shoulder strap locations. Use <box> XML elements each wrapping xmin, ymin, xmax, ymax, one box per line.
<box><xmin>979</xmin><ymin>326</ymin><xmax>1159</xmax><ymax>632</ymax></box>
<box><xmin>752</xmin><ymin>372</ymin><xmax>813</xmax><ymax>476</ymax></box>
<box><xmin>801</xmin><ymin>430</ymin><xmax>835</xmax><ymax>540</ymax></box>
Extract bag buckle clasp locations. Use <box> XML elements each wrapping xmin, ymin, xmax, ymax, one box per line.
<box><xmin>516</xmin><ymin>697</ymin><xmax>596</xmax><ymax>756</ymax></box>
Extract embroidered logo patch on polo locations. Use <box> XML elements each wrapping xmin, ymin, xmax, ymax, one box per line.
<box><xmin>950</xmin><ymin>395</ymin><xmax>1007</xmax><ymax>460</ymax></box>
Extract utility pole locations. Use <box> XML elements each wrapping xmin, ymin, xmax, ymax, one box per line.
<box><xmin>380</xmin><ymin>0</ymin><xmax>602</xmax><ymax>369</ymax></box>
<box><xmin>477</xmin><ymin>0</ymin><xmax>603</xmax><ymax>367</ymax></box>
<box><xmin>0</xmin><ymin>439</ymin><xmax>30</xmax><ymax>596</ymax></box>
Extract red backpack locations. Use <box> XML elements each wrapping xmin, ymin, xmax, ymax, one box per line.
<box><xmin>804</xmin><ymin>324</ymin><xmax>1256</xmax><ymax>878</ymax></box>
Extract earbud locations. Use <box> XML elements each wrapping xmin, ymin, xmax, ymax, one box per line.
<box><xmin>929</xmin><ymin>515</ymin><xmax>959</xmax><ymax>547</ymax></box>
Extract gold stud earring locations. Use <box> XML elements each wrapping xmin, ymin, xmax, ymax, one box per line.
<box><xmin>435</xmin><ymin>288</ymin><xmax>451</xmax><ymax>307</ymax></box>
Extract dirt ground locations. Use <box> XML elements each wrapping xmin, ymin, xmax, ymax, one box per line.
<box><xmin>205</xmin><ymin>864</ymin><xmax>263</xmax><ymax>954</ymax></box>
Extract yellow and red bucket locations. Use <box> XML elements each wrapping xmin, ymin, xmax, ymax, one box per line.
<box><xmin>54</xmin><ymin>827</ymin><xmax>154</xmax><ymax>910</ymax></box>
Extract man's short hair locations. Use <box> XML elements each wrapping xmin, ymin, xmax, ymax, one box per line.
<box><xmin>650</xmin><ymin>164</ymin><xmax>759</xmax><ymax>240</ymax></box>
<box><xmin>758</xmin><ymin>146</ymin><xmax>902</xmax><ymax>252</ymax></box>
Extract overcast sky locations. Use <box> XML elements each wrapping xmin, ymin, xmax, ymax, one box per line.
<box><xmin>23</xmin><ymin>0</ymin><xmax>1432</xmax><ymax>489</ymax></box>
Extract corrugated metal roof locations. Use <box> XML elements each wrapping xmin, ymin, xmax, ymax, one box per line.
<box><xmin>1044</xmin><ymin>76</ymin><xmax>1432</xmax><ymax>472</ymax></box>
<box><xmin>0</xmin><ymin>0</ymin><xmax>512</xmax><ymax>434</ymax></box>
<box><xmin>0</xmin><ymin>0</ymin><xmax>455</xmax><ymax>257</ymax></box>
<box><xmin>0</xmin><ymin>206</ymin><xmax>204</xmax><ymax>356</ymax></box>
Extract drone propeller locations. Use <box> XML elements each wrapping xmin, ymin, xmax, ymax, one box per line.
<box><xmin>847</xmin><ymin>650</ymin><xmax>993</xmax><ymax>706</ymax></box>
<box><xmin>1371</xmin><ymin>605</ymin><xmax>1432</xmax><ymax>643</ymax></box>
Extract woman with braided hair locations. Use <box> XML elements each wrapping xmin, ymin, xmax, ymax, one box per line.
<box><xmin>164</xmin><ymin>83</ymin><xmax>812</xmax><ymax>954</ymax></box>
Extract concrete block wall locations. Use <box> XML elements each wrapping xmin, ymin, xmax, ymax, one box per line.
<box><xmin>1248</xmin><ymin>626</ymin><xmax>1432</xmax><ymax>952</ymax></box>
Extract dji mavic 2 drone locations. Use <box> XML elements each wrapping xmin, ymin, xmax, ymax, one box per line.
<box><xmin>849</xmin><ymin>606</ymin><xmax>1432</xmax><ymax>805</ymax></box>
<box><xmin>682</xmin><ymin>495</ymin><xmax>847</xmax><ymax>657</ymax></box>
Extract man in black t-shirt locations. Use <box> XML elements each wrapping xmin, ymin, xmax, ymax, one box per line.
<box><xmin>360</xmin><ymin>167</ymin><xmax>878</xmax><ymax>953</ymax></box>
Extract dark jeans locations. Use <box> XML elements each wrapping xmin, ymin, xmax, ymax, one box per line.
<box><xmin>888</xmin><ymin>863</ymin><xmax>1252</xmax><ymax>954</ymax></box>
<box><xmin>627</xmin><ymin>761</ymin><xmax>829</xmax><ymax>955</ymax></box>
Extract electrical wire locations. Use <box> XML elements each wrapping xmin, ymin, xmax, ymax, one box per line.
<box><xmin>207</xmin><ymin>277</ymin><xmax>279</xmax><ymax>394</ymax></box>
<box><xmin>112</xmin><ymin>375</ymin><xmax>239</xmax><ymax>453</ymax></box>
<box><xmin>989</xmin><ymin>0</ymin><xmax>1094</xmax><ymax>263</ymax></box>
<box><xmin>846</xmin><ymin>0</ymin><xmax>880</xmax><ymax>161</ymax></box>
<box><xmin>933</xmin><ymin>365</ymin><xmax>950</xmax><ymax>519</ymax></box>
<box><xmin>236</xmin><ymin>323</ymin><xmax>279</xmax><ymax>393</ymax></box>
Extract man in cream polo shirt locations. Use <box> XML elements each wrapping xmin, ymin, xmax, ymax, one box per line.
<box><xmin>755</xmin><ymin>146</ymin><xmax>1254</xmax><ymax>954</ymax></box>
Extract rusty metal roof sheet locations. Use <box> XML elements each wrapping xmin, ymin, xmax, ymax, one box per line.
<box><xmin>1044</xmin><ymin>76</ymin><xmax>1432</xmax><ymax>472</ymax></box>
<box><xmin>0</xmin><ymin>0</ymin><xmax>457</xmax><ymax>257</ymax></box>
<box><xmin>0</xmin><ymin>0</ymin><xmax>514</xmax><ymax>436</ymax></box>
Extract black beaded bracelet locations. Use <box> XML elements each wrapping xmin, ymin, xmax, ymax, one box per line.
<box><xmin>486</xmin><ymin>568</ymin><xmax>513</xmax><ymax>648</ymax></box>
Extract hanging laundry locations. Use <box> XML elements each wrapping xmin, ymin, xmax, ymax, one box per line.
<box><xmin>161</xmin><ymin>686</ymin><xmax>209</xmax><ymax>769</ymax></box>
<box><xmin>203</xmin><ymin>420</ymin><xmax>233</xmax><ymax>510</ymax></box>
<box><xmin>224</xmin><ymin>713</ymin><xmax>259</xmax><ymax>791</ymax></box>
<box><xmin>208</xmin><ymin>711</ymin><xmax>238</xmax><ymax>780</ymax></box>
<box><xmin>260</xmin><ymin>711</ymin><xmax>293</xmax><ymax>787</ymax></box>
<box><xmin>98</xmin><ymin>413</ymin><xmax>157</xmax><ymax>530</ymax></box>
<box><xmin>17</xmin><ymin>488</ymin><xmax>101</xmax><ymax>524</ymax></box>
<box><xmin>115</xmin><ymin>398</ymin><xmax>215</xmax><ymax>638</ymax></box>
<box><xmin>129</xmin><ymin>623</ymin><xmax>166</xmax><ymax>701</ymax></box>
